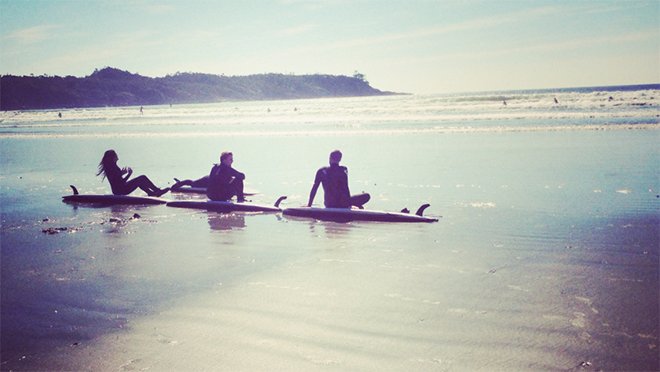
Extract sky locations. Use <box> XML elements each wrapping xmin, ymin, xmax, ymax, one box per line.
<box><xmin>1</xmin><ymin>0</ymin><xmax>658</xmax><ymax>94</ymax></box>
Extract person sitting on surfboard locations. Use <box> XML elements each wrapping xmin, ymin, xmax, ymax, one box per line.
<box><xmin>307</xmin><ymin>150</ymin><xmax>370</xmax><ymax>209</ymax></box>
<box><xmin>207</xmin><ymin>152</ymin><xmax>246</xmax><ymax>202</ymax></box>
<box><xmin>96</xmin><ymin>150</ymin><xmax>169</xmax><ymax>197</ymax></box>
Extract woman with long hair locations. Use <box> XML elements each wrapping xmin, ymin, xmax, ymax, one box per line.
<box><xmin>97</xmin><ymin>150</ymin><xmax>169</xmax><ymax>197</ymax></box>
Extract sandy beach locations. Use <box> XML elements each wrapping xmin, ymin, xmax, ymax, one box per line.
<box><xmin>1</xmin><ymin>92</ymin><xmax>659</xmax><ymax>371</ymax></box>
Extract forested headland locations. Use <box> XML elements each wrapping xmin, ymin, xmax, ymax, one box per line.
<box><xmin>0</xmin><ymin>67</ymin><xmax>401</xmax><ymax>111</ymax></box>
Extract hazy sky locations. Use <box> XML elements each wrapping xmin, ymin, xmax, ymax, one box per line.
<box><xmin>1</xmin><ymin>0</ymin><xmax>658</xmax><ymax>94</ymax></box>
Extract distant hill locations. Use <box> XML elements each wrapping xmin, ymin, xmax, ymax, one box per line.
<box><xmin>0</xmin><ymin>67</ymin><xmax>401</xmax><ymax>111</ymax></box>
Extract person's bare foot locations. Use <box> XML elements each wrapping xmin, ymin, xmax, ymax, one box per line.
<box><xmin>153</xmin><ymin>188</ymin><xmax>170</xmax><ymax>197</ymax></box>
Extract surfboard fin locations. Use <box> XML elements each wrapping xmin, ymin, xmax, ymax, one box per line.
<box><xmin>70</xmin><ymin>185</ymin><xmax>79</xmax><ymax>195</ymax></box>
<box><xmin>415</xmin><ymin>204</ymin><xmax>430</xmax><ymax>216</ymax></box>
<box><xmin>274</xmin><ymin>196</ymin><xmax>287</xmax><ymax>208</ymax></box>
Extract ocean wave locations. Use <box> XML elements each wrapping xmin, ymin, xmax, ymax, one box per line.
<box><xmin>1</xmin><ymin>87</ymin><xmax>658</xmax><ymax>133</ymax></box>
<box><xmin>2</xmin><ymin>123</ymin><xmax>657</xmax><ymax>139</ymax></box>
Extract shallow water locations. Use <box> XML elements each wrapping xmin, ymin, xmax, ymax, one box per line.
<box><xmin>1</xmin><ymin>91</ymin><xmax>659</xmax><ymax>371</ymax></box>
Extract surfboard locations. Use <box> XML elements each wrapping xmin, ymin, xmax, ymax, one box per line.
<box><xmin>282</xmin><ymin>204</ymin><xmax>439</xmax><ymax>223</ymax></box>
<box><xmin>171</xmin><ymin>186</ymin><xmax>259</xmax><ymax>195</ymax></box>
<box><xmin>171</xmin><ymin>186</ymin><xmax>207</xmax><ymax>194</ymax></box>
<box><xmin>166</xmin><ymin>196</ymin><xmax>286</xmax><ymax>213</ymax></box>
<box><xmin>62</xmin><ymin>185</ymin><xmax>166</xmax><ymax>205</ymax></box>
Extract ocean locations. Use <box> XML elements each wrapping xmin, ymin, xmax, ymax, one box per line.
<box><xmin>1</xmin><ymin>85</ymin><xmax>659</xmax><ymax>371</ymax></box>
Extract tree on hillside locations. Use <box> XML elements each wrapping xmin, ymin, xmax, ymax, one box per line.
<box><xmin>353</xmin><ymin>71</ymin><xmax>367</xmax><ymax>83</ymax></box>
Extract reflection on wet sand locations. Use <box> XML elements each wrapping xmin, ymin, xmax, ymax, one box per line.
<box><xmin>60</xmin><ymin>203</ymin><xmax>161</xmax><ymax>234</ymax></box>
<box><xmin>317</xmin><ymin>221</ymin><xmax>353</xmax><ymax>238</ymax></box>
<box><xmin>287</xmin><ymin>217</ymin><xmax>355</xmax><ymax>238</ymax></box>
<box><xmin>207</xmin><ymin>213</ymin><xmax>246</xmax><ymax>231</ymax></box>
<box><xmin>542</xmin><ymin>239</ymin><xmax>660</xmax><ymax>371</ymax></box>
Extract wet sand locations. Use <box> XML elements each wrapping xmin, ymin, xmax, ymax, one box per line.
<box><xmin>1</xmin><ymin>129</ymin><xmax>658</xmax><ymax>371</ymax></box>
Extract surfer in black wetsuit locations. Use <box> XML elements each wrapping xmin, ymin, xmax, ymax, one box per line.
<box><xmin>207</xmin><ymin>152</ymin><xmax>246</xmax><ymax>202</ymax></box>
<box><xmin>307</xmin><ymin>150</ymin><xmax>370</xmax><ymax>209</ymax></box>
<box><xmin>96</xmin><ymin>150</ymin><xmax>169</xmax><ymax>197</ymax></box>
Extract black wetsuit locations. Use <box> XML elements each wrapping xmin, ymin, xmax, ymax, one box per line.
<box><xmin>105</xmin><ymin>163</ymin><xmax>127</xmax><ymax>194</ymax></box>
<box><xmin>207</xmin><ymin>163</ymin><xmax>245</xmax><ymax>201</ymax></box>
<box><xmin>314</xmin><ymin>164</ymin><xmax>352</xmax><ymax>208</ymax></box>
<box><xmin>105</xmin><ymin>163</ymin><xmax>160</xmax><ymax>196</ymax></box>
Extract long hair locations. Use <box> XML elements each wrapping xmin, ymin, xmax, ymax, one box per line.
<box><xmin>96</xmin><ymin>150</ymin><xmax>117</xmax><ymax>180</ymax></box>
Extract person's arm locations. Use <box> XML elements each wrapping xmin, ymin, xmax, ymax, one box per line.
<box><xmin>307</xmin><ymin>169</ymin><xmax>322</xmax><ymax>207</ymax></box>
<box><xmin>122</xmin><ymin>167</ymin><xmax>133</xmax><ymax>182</ymax></box>
<box><xmin>231</xmin><ymin>168</ymin><xmax>245</xmax><ymax>180</ymax></box>
<box><xmin>307</xmin><ymin>181</ymin><xmax>320</xmax><ymax>207</ymax></box>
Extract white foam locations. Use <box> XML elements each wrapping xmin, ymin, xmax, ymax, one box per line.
<box><xmin>1</xmin><ymin>89</ymin><xmax>658</xmax><ymax>136</ymax></box>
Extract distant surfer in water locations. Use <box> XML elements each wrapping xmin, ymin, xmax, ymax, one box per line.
<box><xmin>307</xmin><ymin>150</ymin><xmax>370</xmax><ymax>209</ymax></box>
<box><xmin>207</xmin><ymin>152</ymin><xmax>246</xmax><ymax>202</ymax></box>
<box><xmin>97</xmin><ymin>150</ymin><xmax>169</xmax><ymax>197</ymax></box>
